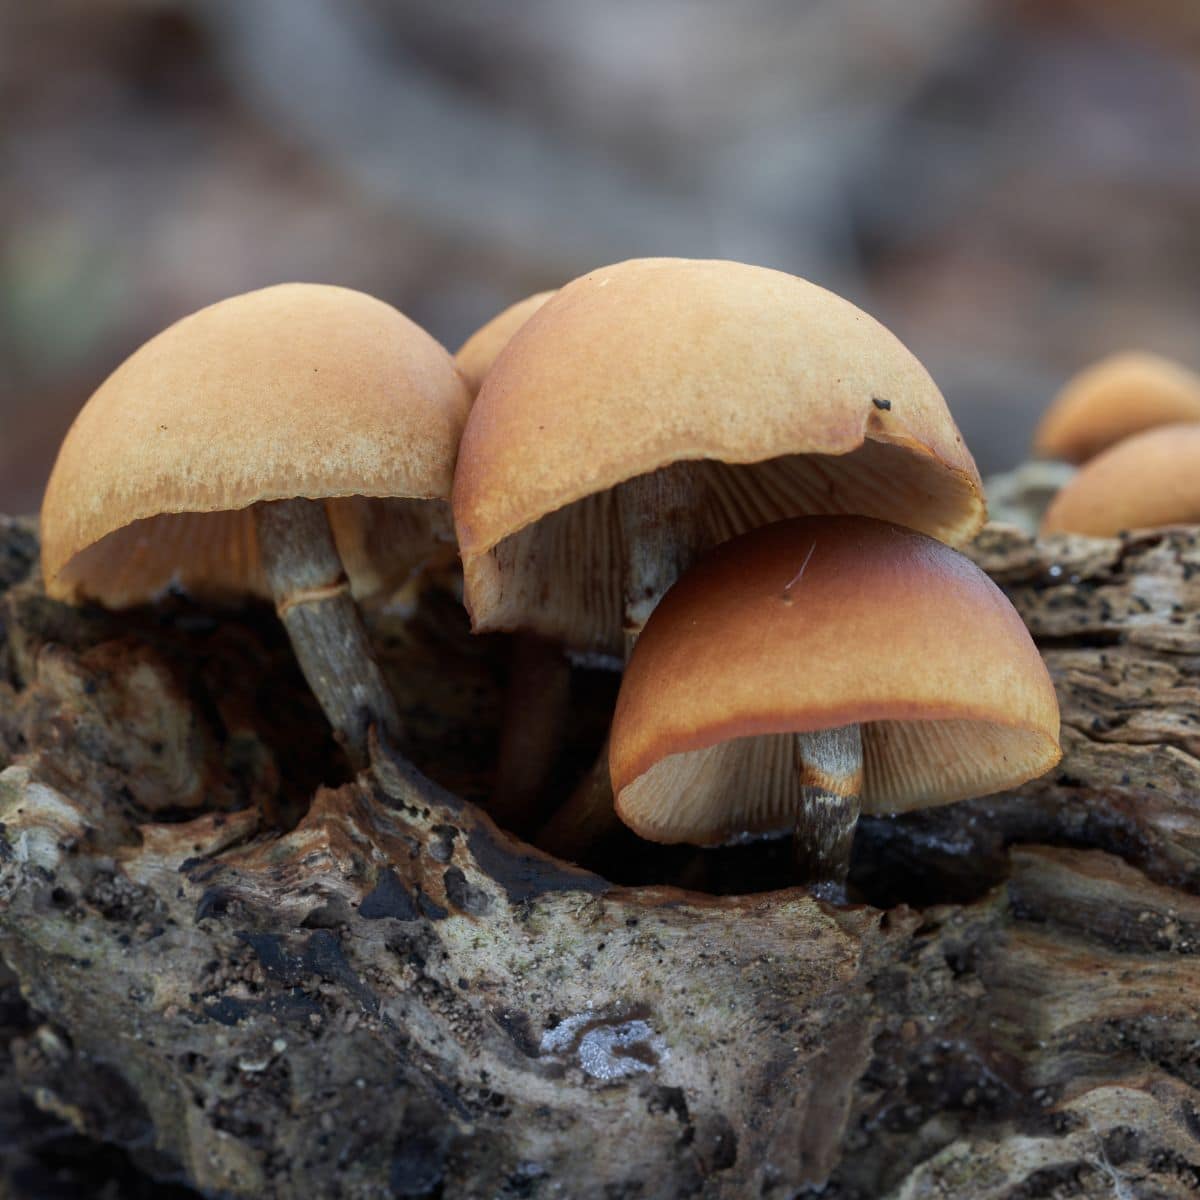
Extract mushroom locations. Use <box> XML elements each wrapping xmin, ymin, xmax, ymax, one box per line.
<box><xmin>609</xmin><ymin>515</ymin><xmax>1062</xmax><ymax>889</ymax></box>
<box><xmin>1041</xmin><ymin>423</ymin><xmax>1200</xmax><ymax>538</ymax></box>
<box><xmin>455</xmin><ymin>258</ymin><xmax>984</xmax><ymax>654</ymax></box>
<box><xmin>41</xmin><ymin>283</ymin><xmax>470</xmax><ymax>770</ymax></box>
<box><xmin>454</xmin><ymin>289</ymin><xmax>565</xmax><ymax>831</ymax></box>
<box><xmin>1033</xmin><ymin>352</ymin><xmax>1200</xmax><ymax>465</ymax></box>
<box><xmin>455</xmin><ymin>291</ymin><xmax>555</xmax><ymax>397</ymax></box>
<box><xmin>451</xmin><ymin>258</ymin><xmax>985</xmax><ymax>854</ymax></box>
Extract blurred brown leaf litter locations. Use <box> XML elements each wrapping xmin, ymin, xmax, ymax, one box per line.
<box><xmin>2</xmin><ymin>0</ymin><xmax>1199</xmax><ymax>512</ymax></box>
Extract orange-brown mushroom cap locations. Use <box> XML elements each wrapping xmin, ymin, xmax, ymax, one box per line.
<box><xmin>1041</xmin><ymin>423</ymin><xmax>1200</xmax><ymax>538</ymax></box>
<box><xmin>455</xmin><ymin>291</ymin><xmax>555</xmax><ymax>397</ymax></box>
<box><xmin>41</xmin><ymin>283</ymin><xmax>471</xmax><ymax>607</ymax></box>
<box><xmin>1033</xmin><ymin>352</ymin><xmax>1200</xmax><ymax>465</ymax></box>
<box><xmin>453</xmin><ymin>257</ymin><xmax>985</xmax><ymax>655</ymax></box>
<box><xmin>611</xmin><ymin>516</ymin><xmax>1061</xmax><ymax>845</ymax></box>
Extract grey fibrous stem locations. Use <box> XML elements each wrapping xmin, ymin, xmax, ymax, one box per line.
<box><xmin>618</xmin><ymin>464</ymin><xmax>705</xmax><ymax>639</ymax></box>
<box><xmin>491</xmin><ymin>633</ymin><xmax>571</xmax><ymax>835</ymax></box>
<box><xmin>539</xmin><ymin>464</ymin><xmax>707</xmax><ymax>860</ymax></box>
<box><xmin>255</xmin><ymin>497</ymin><xmax>402</xmax><ymax>770</ymax></box>
<box><xmin>793</xmin><ymin>723</ymin><xmax>863</xmax><ymax>894</ymax></box>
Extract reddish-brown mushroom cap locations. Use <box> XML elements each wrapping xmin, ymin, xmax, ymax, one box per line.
<box><xmin>453</xmin><ymin>257</ymin><xmax>985</xmax><ymax>656</ymax></box>
<box><xmin>611</xmin><ymin>516</ymin><xmax>1061</xmax><ymax>845</ymax></box>
<box><xmin>1041</xmin><ymin>423</ymin><xmax>1200</xmax><ymax>537</ymax></box>
<box><xmin>1033</xmin><ymin>352</ymin><xmax>1200</xmax><ymax>465</ymax></box>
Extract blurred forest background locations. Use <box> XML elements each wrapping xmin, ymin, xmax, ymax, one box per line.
<box><xmin>2</xmin><ymin>0</ymin><xmax>1199</xmax><ymax>514</ymax></box>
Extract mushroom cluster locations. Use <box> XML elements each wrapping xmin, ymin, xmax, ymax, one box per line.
<box><xmin>41</xmin><ymin>260</ymin><xmax>1062</xmax><ymax>897</ymax></box>
<box><xmin>1034</xmin><ymin>352</ymin><xmax>1200</xmax><ymax>466</ymax></box>
<box><xmin>451</xmin><ymin>257</ymin><xmax>1009</xmax><ymax>861</ymax></box>
<box><xmin>1021</xmin><ymin>351</ymin><xmax>1200</xmax><ymax>538</ymax></box>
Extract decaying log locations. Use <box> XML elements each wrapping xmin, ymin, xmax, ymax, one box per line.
<box><xmin>3</xmin><ymin>513</ymin><xmax>1200</xmax><ymax>1198</ymax></box>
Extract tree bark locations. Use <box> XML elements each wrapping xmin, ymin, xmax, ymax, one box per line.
<box><xmin>3</xmin><ymin>513</ymin><xmax>1200</xmax><ymax>1198</ymax></box>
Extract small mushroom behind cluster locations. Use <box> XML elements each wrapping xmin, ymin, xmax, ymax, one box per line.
<box><xmin>610</xmin><ymin>516</ymin><xmax>1062</xmax><ymax>890</ymax></box>
<box><xmin>1034</xmin><ymin>352</ymin><xmax>1200</xmax><ymax>465</ymax></box>
<box><xmin>454</xmin><ymin>289</ymin><xmax>565</xmax><ymax>831</ymax></box>
<box><xmin>455</xmin><ymin>291</ymin><xmax>555</xmax><ymax>397</ymax></box>
<box><xmin>452</xmin><ymin>257</ymin><xmax>985</xmax><ymax>857</ymax></box>
<box><xmin>1041</xmin><ymin>424</ymin><xmax>1200</xmax><ymax>538</ymax></box>
<box><xmin>40</xmin><ymin>283</ymin><xmax>470</xmax><ymax>770</ymax></box>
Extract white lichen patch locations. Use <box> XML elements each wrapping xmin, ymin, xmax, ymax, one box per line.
<box><xmin>540</xmin><ymin>1011</ymin><xmax>669</xmax><ymax>1081</ymax></box>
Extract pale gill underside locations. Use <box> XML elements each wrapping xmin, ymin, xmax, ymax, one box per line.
<box><xmin>615</xmin><ymin>718</ymin><xmax>1058</xmax><ymax>845</ymax></box>
<box><xmin>464</xmin><ymin>439</ymin><xmax>978</xmax><ymax>654</ymax></box>
<box><xmin>53</xmin><ymin>497</ymin><xmax>453</xmax><ymax>608</ymax></box>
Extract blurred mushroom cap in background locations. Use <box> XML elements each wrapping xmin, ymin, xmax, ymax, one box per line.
<box><xmin>1041</xmin><ymin>423</ymin><xmax>1200</xmax><ymax>538</ymax></box>
<box><xmin>1033</xmin><ymin>352</ymin><xmax>1200</xmax><ymax>465</ymax></box>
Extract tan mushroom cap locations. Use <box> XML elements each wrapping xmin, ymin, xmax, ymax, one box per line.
<box><xmin>41</xmin><ymin>283</ymin><xmax>471</xmax><ymax>608</ymax></box>
<box><xmin>611</xmin><ymin>516</ymin><xmax>1061</xmax><ymax>845</ymax></box>
<box><xmin>455</xmin><ymin>291</ymin><xmax>555</xmax><ymax>397</ymax></box>
<box><xmin>1041</xmin><ymin>423</ymin><xmax>1200</xmax><ymax>538</ymax></box>
<box><xmin>453</xmin><ymin>257</ymin><xmax>985</xmax><ymax>655</ymax></box>
<box><xmin>1033</xmin><ymin>352</ymin><xmax>1200</xmax><ymax>465</ymax></box>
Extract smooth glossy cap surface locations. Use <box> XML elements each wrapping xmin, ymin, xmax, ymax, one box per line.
<box><xmin>611</xmin><ymin>516</ymin><xmax>1061</xmax><ymax>844</ymax></box>
<box><xmin>42</xmin><ymin>283</ymin><xmax>470</xmax><ymax>606</ymax></box>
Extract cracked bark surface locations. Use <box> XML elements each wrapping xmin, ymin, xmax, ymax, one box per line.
<box><xmin>3</xmin><ymin>513</ymin><xmax>1200</xmax><ymax>1198</ymax></box>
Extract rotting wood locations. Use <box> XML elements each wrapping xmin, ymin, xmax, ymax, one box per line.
<box><xmin>2</xmin><ymin>516</ymin><xmax>1200</xmax><ymax>1198</ymax></box>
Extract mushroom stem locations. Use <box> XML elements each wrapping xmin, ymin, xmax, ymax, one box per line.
<box><xmin>491</xmin><ymin>633</ymin><xmax>571</xmax><ymax>835</ymax></box>
<box><xmin>536</xmin><ymin>735</ymin><xmax>617</xmax><ymax>861</ymax></box>
<box><xmin>617</xmin><ymin>463</ymin><xmax>706</xmax><ymax>637</ymax></box>
<box><xmin>794</xmin><ymin>724</ymin><xmax>863</xmax><ymax>891</ymax></box>
<box><xmin>255</xmin><ymin>497</ymin><xmax>402</xmax><ymax>770</ymax></box>
<box><xmin>538</xmin><ymin>465</ymin><xmax>708</xmax><ymax>861</ymax></box>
